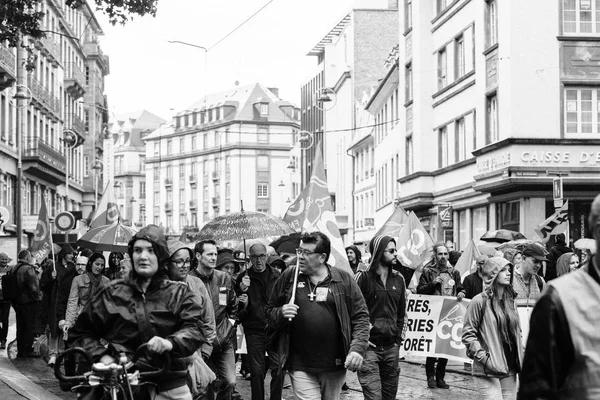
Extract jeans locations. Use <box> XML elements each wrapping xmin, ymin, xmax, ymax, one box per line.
<box><xmin>149</xmin><ymin>384</ymin><xmax>193</xmax><ymax>400</ymax></box>
<box><xmin>48</xmin><ymin>331</ymin><xmax>64</xmax><ymax>358</ymax></box>
<box><xmin>14</xmin><ymin>301</ymin><xmax>37</xmax><ymax>355</ymax></box>
<box><xmin>357</xmin><ymin>345</ymin><xmax>400</xmax><ymax>400</ymax></box>
<box><xmin>289</xmin><ymin>369</ymin><xmax>346</xmax><ymax>400</ymax></box>
<box><xmin>0</xmin><ymin>301</ymin><xmax>10</xmax><ymax>341</ymax></box>
<box><xmin>425</xmin><ymin>357</ymin><xmax>448</xmax><ymax>380</ymax></box>
<box><xmin>204</xmin><ymin>340</ymin><xmax>236</xmax><ymax>400</ymax></box>
<box><xmin>246</xmin><ymin>333</ymin><xmax>283</xmax><ymax>400</ymax></box>
<box><xmin>473</xmin><ymin>374</ymin><xmax>517</xmax><ymax>400</ymax></box>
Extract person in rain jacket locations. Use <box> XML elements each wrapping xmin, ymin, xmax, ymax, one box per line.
<box><xmin>462</xmin><ymin>257</ymin><xmax>523</xmax><ymax>400</ymax></box>
<box><xmin>68</xmin><ymin>225</ymin><xmax>208</xmax><ymax>400</ymax></box>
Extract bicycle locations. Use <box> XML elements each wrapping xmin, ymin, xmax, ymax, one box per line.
<box><xmin>54</xmin><ymin>343</ymin><xmax>170</xmax><ymax>400</ymax></box>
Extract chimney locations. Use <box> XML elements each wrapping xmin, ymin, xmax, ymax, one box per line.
<box><xmin>267</xmin><ymin>87</ymin><xmax>280</xmax><ymax>98</ymax></box>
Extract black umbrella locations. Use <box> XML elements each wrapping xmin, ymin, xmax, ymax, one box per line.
<box><xmin>269</xmin><ymin>232</ymin><xmax>302</xmax><ymax>255</ymax></box>
<box><xmin>480</xmin><ymin>229</ymin><xmax>526</xmax><ymax>243</ymax></box>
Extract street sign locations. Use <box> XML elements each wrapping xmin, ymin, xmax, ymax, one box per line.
<box><xmin>438</xmin><ymin>205</ymin><xmax>453</xmax><ymax>228</ymax></box>
<box><xmin>55</xmin><ymin>211</ymin><xmax>76</xmax><ymax>231</ymax></box>
<box><xmin>22</xmin><ymin>215</ymin><xmax>39</xmax><ymax>232</ymax></box>
<box><xmin>553</xmin><ymin>177</ymin><xmax>563</xmax><ymax>208</ymax></box>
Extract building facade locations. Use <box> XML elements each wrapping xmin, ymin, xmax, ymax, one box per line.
<box><xmin>386</xmin><ymin>0</ymin><xmax>600</xmax><ymax>250</ymax></box>
<box><xmin>107</xmin><ymin>110</ymin><xmax>165</xmax><ymax>228</ymax></box>
<box><xmin>0</xmin><ymin>0</ymin><xmax>108</xmax><ymax>248</ymax></box>
<box><xmin>300</xmin><ymin>5</ymin><xmax>399</xmax><ymax>246</ymax></box>
<box><xmin>144</xmin><ymin>83</ymin><xmax>300</xmax><ymax>235</ymax></box>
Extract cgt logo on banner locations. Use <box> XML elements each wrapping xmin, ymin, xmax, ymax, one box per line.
<box><xmin>400</xmin><ymin>294</ymin><xmax>472</xmax><ymax>363</ymax></box>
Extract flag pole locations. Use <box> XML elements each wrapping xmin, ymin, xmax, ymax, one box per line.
<box><xmin>46</xmin><ymin>193</ymin><xmax>56</xmax><ymax>274</ymax></box>
<box><xmin>287</xmin><ymin>256</ymin><xmax>300</xmax><ymax>321</ymax></box>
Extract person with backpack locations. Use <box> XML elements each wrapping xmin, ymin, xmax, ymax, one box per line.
<box><xmin>462</xmin><ymin>257</ymin><xmax>523</xmax><ymax>399</ymax></box>
<box><xmin>12</xmin><ymin>250</ymin><xmax>43</xmax><ymax>357</ymax></box>
<box><xmin>0</xmin><ymin>252</ymin><xmax>13</xmax><ymax>349</ymax></box>
<box><xmin>512</xmin><ymin>243</ymin><xmax>547</xmax><ymax>307</ymax></box>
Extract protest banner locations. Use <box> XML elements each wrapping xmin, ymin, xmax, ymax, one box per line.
<box><xmin>400</xmin><ymin>294</ymin><xmax>472</xmax><ymax>363</ymax></box>
<box><xmin>517</xmin><ymin>303</ymin><xmax>533</xmax><ymax>346</ymax></box>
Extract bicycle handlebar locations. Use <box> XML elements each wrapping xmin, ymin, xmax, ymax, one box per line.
<box><xmin>133</xmin><ymin>343</ymin><xmax>171</xmax><ymax>380</ymax></box>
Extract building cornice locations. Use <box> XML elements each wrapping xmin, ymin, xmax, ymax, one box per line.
<box><xmin>146</xmin><ymin>142</ymin><xmax>293</xmax><ymax>164</ymax></box>
<box><xmin>471</xmin><ymin>138</ymin><xmax>600</xmax><ymax>157</ymax></box>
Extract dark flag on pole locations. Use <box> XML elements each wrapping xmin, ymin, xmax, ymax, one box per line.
<box><xmin>30</xmin><ymin>200</ymin><xmax>52</xmax><ymax>265</ymax></box>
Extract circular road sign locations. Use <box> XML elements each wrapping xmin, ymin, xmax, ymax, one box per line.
<box><xmin>55</xmin><ymin>211</ymin><xmax>76</xmax><ymax>232</ymax></box>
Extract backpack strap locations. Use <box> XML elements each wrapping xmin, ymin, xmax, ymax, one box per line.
<box><xmin>534</xmin><ymin>274</ymin><xmax>543</xmax><ymax>292</ymax></box>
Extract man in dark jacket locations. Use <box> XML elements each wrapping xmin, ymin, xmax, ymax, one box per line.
<box><xmin>266</xmin><ymin>231</ymin><xmax>370</xmax><ymax>400</ymax></box>
<box><xmin>0</xmin><ymin>252</ymin><xmax>13</xmax><ymax>349</ymax></box>
<box><xmin>192</xmin><ymin>239</ymin><xmax>239</xmax><ymax>400</ymax></box>
<box><xmin>13</xmin><ymin>250</ymin><xmax>42</xmax><ymax>357</ymax></box>
<box><xmin>545</xmin><ymin>233</ymin><xmax>572</xmax><ymax>281</ymax></box>
<box><xmin>417</xmin><ymin>242</ymin><xmax>466</xmax><ymax>389</ymax></box>
<box><xmin>236</xmin><ymin>243</ymin><xmax>282</xmax><ymax>400</ymax></box>
<box><xmin>463</xmin><ymin>255</ymin><xmax>488</xmax><ymax>300</ymax></box>
<box><xmin>519</xmin><ymin>195</ymin><xmax>600</xmax><ymax>399</ymax></box>
<box><xmin>356</xmin><ymin>235</ymin><xmax>406</xmax><ymax>400</ymax></box>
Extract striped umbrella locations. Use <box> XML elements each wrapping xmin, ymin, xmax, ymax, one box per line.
<box><xmin>196</xmin><ymin>211</ymin><xmax>294</xmax><ymax>242</ymax></box>
<box><xmin>76</xmin><ymin>221</ymin><xmax>138</xmax><ymax>253</ymax></box>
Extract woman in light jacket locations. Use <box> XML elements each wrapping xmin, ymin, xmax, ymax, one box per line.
<box><xmin>64</xmin><ymin>253</ymin><xmax>110</xmax><ymax>330</ymax></box>
<box><xmin>462</xmin><ymin>256</ymin><xmax>523</xmax><ymax>400</ymax></box>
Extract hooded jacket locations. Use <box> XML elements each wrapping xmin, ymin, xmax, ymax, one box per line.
<box><xmin>68</xmin><ymin>225</ymin><xmax>207</xmax><ymax>391</ymax></box>
<box><xmin>346</xmin><ymin>245</ymin><xmax>368</xmax><ymax>275</ymax></box>
<box><xmin>462</xmin><ymin>257</ymin><xmax>523</xmax><ymax>378</ymax></box>
<box><xmin>547</xmin><ymin>235</ymin><xmax>572</xmax><ymax>281</ymax></box>
<box><xmin>356</xmin><ymin>236</ymin><xmax>407</xmax><ymax>347</ymax></box>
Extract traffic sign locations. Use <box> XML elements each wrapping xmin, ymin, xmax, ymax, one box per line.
<box><xmin>553</xmin><ymin>177</ymin><xmax>563</xmax><ymax>208</ymax></box>
<box><xmin>55</xmin><ymin>211</ymin><xmax>76</xmax><ymax>231</ymax></box>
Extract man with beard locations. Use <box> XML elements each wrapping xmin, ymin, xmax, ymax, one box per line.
<box><xmin>513</xmin><ymin>243</ymin><xmax>547</xmax><ymax>307</ymax></box>
<box><xmin>356</xmin><ymin>236</ymin><xmax>406</xmax><ymax>400</ymax></box>
<box><xmin>417</xmin><ymin>242</ymin><xmax>466</xmax><ymax>389</ymax></box>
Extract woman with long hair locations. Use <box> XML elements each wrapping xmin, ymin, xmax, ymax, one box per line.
<box><xmin>462</xmin><ymin>256</ymin><xmax>523</xmax><ymax>400</ymax></box>
<box><xmin>64</xmin><ymin>253</ymin><xmax>110</xmax><ymax>330</ymax></box>
<box><xmin>105</xmin><ymin>252</ymin><xmax>124</xmax><ymax>280</ymax></box>
<box><xmin>556</xmin><ymin>252</ymin><xmax>579</xmax><ymax>277</ymax></box>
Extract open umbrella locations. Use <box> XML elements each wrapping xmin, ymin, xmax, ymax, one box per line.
<box><xmin>76</xmin><ymin>221</ymin><xmax>138</xmax><ymax>253</ymax></box>
<box><xmin>480</xmin><ymin>229</ymin><xmax>526</xmax><ymax>243</ymax></box>
<box><xmin>574</xmin><ymin>238</ymin><xmax>597</xmax><ymax>254</ymax></box>
<box><xmin>196</xmin><ymin>211</ymin><xmax>294</xmax><ymax>242</ymax></box>
<box><xmin>269</xmin><ymin>232</ymin><xmax>303</xmax><ymax>255</ymax></box>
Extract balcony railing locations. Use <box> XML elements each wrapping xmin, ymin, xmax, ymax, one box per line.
<box><xmin>212</xmin><ymin>196</ymin><xmax>220</xmax><ymax>206</ymax></box>
<box><xmin>189</xmin><ymin>200</ymin><xmax>197</xmax><ymax>208</ymax></box>
<box><xmin>65</xmin><ymin>62</ymin><xmax>86</xmax><ymax>88</ymax></box>
<box><xmin>22</xmin><ymin>136</ymin><xmax>66</xmax><ymax>169</ymax></box>
<box><xmin>0</xmin><ymin>45</ymin><xmax>16</xmax><ymax>77</ymax></box>
<box><xmin>67</xmin><ymin>113</ymin><xmax>86</xmax><ymax>135</ymax></box>
<box><xmin>189</xmin><ymin>175</ymin><xmax>197</xmax><ymax>183</ymax></box>
<box><xmin>165</xmin><ymin>178</ymin><xmax>173</xmax><ymax>186</ymax></box>
<box><xmin>165</xmin><ymin>202</ymin><xmax>173</xmax><ymax>211</ymax></box>
<box><xmin>40</xmin><ymin>35</ymin><xmax>60</xmax><ymax>63</ymax></box>
<box><xmin>212</xmin><ymin>171</ymin><xmax>220</xmax><ymax>181</ymax></box>
<box><xmin>27</xmin><ymin>76</ymin><xmax>60</xmax><ymax>116</ymax></box>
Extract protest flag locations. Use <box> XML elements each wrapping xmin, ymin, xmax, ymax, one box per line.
<box><xmin>396</xmin><ymin>211</ymin><xmax>435</xmax><ymax>289</ymax></box>
<box><xmin>375</xmin><ymin>205</ymin><xmax>409</xmax><ymax>238</ymax></box>
<box><xmin>454</xmin><ymin>239</ymin><xmax>481</xmax><ymax>281</ymax></box>
<box><xmin>283</xmin><ymin>147</ymin><xmax>351</xmax><ymax>273</ymax></box>
<box><xmin>30</xmin><ymin>199</ymin><xmax>53</xmax><ymax>265</ymax></box>
<box><xmin>534</xmin><ymin>200</ymin><xmax>569</xmax><ymax>243</ymax></box>
<box><xmin>89</xmin><ymin>181</ymin><xmax>120</xmax><ymax>229</ymax></box>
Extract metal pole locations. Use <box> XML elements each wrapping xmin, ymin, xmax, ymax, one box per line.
<box><xmin>15</xmin><ymin>35</ymin><xmax>26</xmax><ymax>251</ymax></box>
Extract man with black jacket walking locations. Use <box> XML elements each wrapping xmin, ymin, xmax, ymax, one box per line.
<box><xmin>192</xmin><ymin>239</ymin><xmax>239</xmax><ymax>400</ymax></box>
<box><xmin>236</xmin><ymin>243</ymin><xmax>282</xmax><ymax>400</ymax></box>
<box><xmin>356</xmin><ymin>235</ymin><xmax>406</xmax><ymax>400</ymax></box>
<box><xmin>13</xmin><ymin>250</ymin><xmax>42</xmax><ymax>357</ymax></box>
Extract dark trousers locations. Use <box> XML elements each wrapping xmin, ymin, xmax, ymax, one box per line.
<box><xmin>14</xmin><ymin>301</ymin><xmax>37</xmax><ymax>355</ymax></box>
<box><xmin>425</xmin><ymin>357</ymin><xmax>448</xmax><ymax>380</ymax></box>
<box><xmin>0</xmin><ymin>301</ymin><xmax>10</xmax><ymax>341</ymax></box>
<box><xmin>246</xmin><ymin>333</ymin><xmax>283</xmax><ymax>400</ymax></box>
<box><xmin>201</xmin><ymin>340</ymin><xmax>237</xmax><ymax>400</ymax></box>
<box><xmin>357</xmin><ymin>345</ymin><xmax>400</xmax><ymax>400</ymax></box>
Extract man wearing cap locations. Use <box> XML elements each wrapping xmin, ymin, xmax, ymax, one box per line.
<box><xmin>356</xmin><ymin>235</ymin><xmax>406</xmax><ymax>400</ymax></box>
<box><xmin>513</xmin><ymin>243</ymin><xmax>547</xmax><ymax>306</ymax></box>
<box><xmin>0</xmin><ymin>252</ymin><xmax>13</xmax><ymax>349</ymax></box>
<box><xmin>519</xmin><ymin>194</ymin><xmax>600</xmax><ymax>399</ymax></box>
<box><xmin>192</xmin><ymin>239</ymin><xmax>239</xmax><ymax>400</ymax></box>
<box><xmin>417</xmin><ymin>242</ymin><xmax>466</xmax><ymax>389</ymax></box>
<box><xmin>463</xmin><ymin>254</ymin><xmax>488</xmax><ymax>300</ymax></box>
<box><xmin>235</xmin><ymin>243</ymin><xmax>283</xmax><ymax>400</ymax></box>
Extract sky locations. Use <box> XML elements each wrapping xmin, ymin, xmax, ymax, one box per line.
<box><xmin>95</xmin><ymin>0</ymin><xmax>376</xmax><ymax>120</ymax></box>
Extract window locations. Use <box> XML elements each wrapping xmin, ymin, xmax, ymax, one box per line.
<box><xmin>166</xmin><ymin>214</ymin><xmax>173</xmax><ymax>229</ymax></box>
<box><xmin>191</xmin><ymin>212</ymin><xmax>197</xmax><ymax>227</ymax></box>
<box><xmin>191</xmin><ymin>162</ymin><xmax>197</xmax><ymax>178</ymax></box>
<box><xmin>405</xmin><ymin>136</ymin><xmax>414</xmax><ymax>174</ymax></box>
<box><xmin>167</xmin><ymin>140</ymin><xmax>172</xmax><ymax>154</ymax></box>
<box><xmin>439</xmin><ymin>126</ymin><xmax>449</xmax><ymax>168</ymax></box>
<box><xmin>498</xmin><ymin>201</ymin><xmax>520</xmax><ymax>232</ymax></box>
<box><xmin>486</xmin><ymin>0</ymin><xmax>498</xmax><ymax>46</ymax></box>
<box><xmin>203</xmin><ymin>132</ymin><xmax>208</xmax><ymax>148</ymax></box>
<box><xmin>139</xmin><ymin>156</ymin><xmax>145</xmax><ymax>172</ymax></box>
<box><xmin>565</xmin><ymin>88</ymin><xmax>600</xmax><ymax>134</ymax></box>
<box><xmin>258</xmin><ymin>126</ymin><xmax>269</xmax><ymax>143</ymax></box>
<box><xmin>154</xmin><ymin>215</ymin><xmax>160</xmax><ymax>225</ymax></box>
<box><xmin>179</xmin><ymin>188</ymin><xmax>185</xmax><ymax>204</ymax></box>
<box><xmin>436</xmin><ymin>0</ymin><xmax>448</xmax><ymax>15</ymax></box>
<box><xmin>179</xmin><ymin>162</ymin><xmax>185</xmax><ymax>178</ymax></box>
<box><xmin>257</xmin><ymin>155</ymin><xmax>269</xmax><ymax>170</ymax></box>
<box><xmin>84</xmin><ymin>155</ymin><xmax>89</xmax><ymax>177</ymax></box>
<box><xmin>166</xmin><ymin>165</ymin><xmax>173</xmax><ymax>179</ymax></box>
<box><xmin>166</xmin><ymin>189</ymin><xmax>173</xmax><ymax>204</ymax></box>
<box><xmin>487</xmin><ymin>94</ymin><xmax>499</xmax><ymax>143</ymax></box>
<box><xmin>226</xmin><ymin>183</ymin><xmax>231</xmax><ymax>198</ymax></box>
<box><xmin>154</xmin><ymin>191</ymin><xmax>159</xmax><ymax>205</ymax></box>
<box><xmin>260</xmin><ymin>103</ymin><xmax>269</xmax><ymax>116</ymax></box>
<box><xmin>225</xmin><ymin>156</ymin><xmax>230</xmax><ymax>172</ymax></box>
<box><xmin>456</xmin><ymin>118</ymin><xmax>466</xmax><ymax>162</ymax></box>
<box><xmin>405</xmin><ymin>63</ymin><xmax>413</xmax><ymax>101</ymax></box>
<box><xmin>115</xmin><ymin>155</ymin><xmax>123</xmax><ymax>174</ymax></box>
<box><xmin>180</xmin><ymin>214</ymin><xmax>186</xmax><ymax>228</ymax></box>
<box><xmin>215</xmin><ymin>131</ymin><xmax>220</xmax><ymax>147</ymax></box>
<box><xmin>154</xmin><ymin>166</ymin><xmax>160</xmax><ymax>181</ymax></box>
<box><xmin>179</xmin><ymin>138</ymin><xmax>185</xmax><ymax>152</ymax></box>
<box><xmin>472</xmin><ymin>206</ymin><xmax>489</xmax><ymax>246</ymax></box>
<box><xmin>154</xmin><ymin>142</ymin><xmax>159</xmax><ymax>156</ymax></box>
<box><xmin>563</xmin><ymin>0</ymin><xmax>600</xmax><ymax>34</ymax></box>
<box><xmin>191</xmin><ymin>135</ymin><xmax>197</xmax><ymax>150</ymax></box>
<box><xmin>203</xmin><ymin>160</ymin><xmax>208</xmax><ymax>177</ymax></box>
<box><xmin>438</xmin><ymin>47</ymin><xmax>447</xmax><ymax>89</ymax></box>
<box><xmin>405</xmin><ymin>0</ymin><xmax>412</xmax><ymax>31</ymax></box>
<box><xmin>257</xmin><ymin>183</ymin><xmax>269</xmax><ymax>198</ymax></box>
<box><xmin>458</xmin><ymin>210</ymin><xmax>468</xmax><ymax>250</ymax></box>
<box><xmin>225</xmin><ymin>129</ymin><xmax>230</xmax><ymax>143</ymax></box>
<box><xmin>140</xmin><ymin>182</ymin><xmax>146</xmax><ymax>199</ymax></box>
<box><xmin>455</xmin><ymin>35</ymin><xmax>465</xmax><ymax>78</ymax></box>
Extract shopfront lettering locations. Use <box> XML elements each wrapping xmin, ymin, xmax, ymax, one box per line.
<box><xmin>477</xmin><ymin>152</ymin><xmax>511</xmax><ymax>173</ymax></box>
<box><xmin>521</xmin><ymin>151</ymin><xmax>570</xmax><ymax>163</ymax></box>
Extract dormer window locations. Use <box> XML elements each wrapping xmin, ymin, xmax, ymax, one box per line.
<box><xmin>260</xmin><ymin>103</ymin><xmax>269</xmax><ymax>116</ymax></box>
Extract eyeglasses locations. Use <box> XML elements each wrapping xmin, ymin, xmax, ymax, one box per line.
<box><xmin>385</xmin><ymin>249</ymin><xmax>398</xmax><ymax>254</ymax></box>
<box><xmin>296</xmin><ymin>248</ymin><xmax>320</xmax><ymax>257</ymax></box>
<box><xmin>172</xmin><ymin>258</ymin><xmax>191</xmax><ymax>268</ymax></box>
<box><xmin>250</xmin><ymin>254</ymin><xmax>267</xmax><ymax>260</ymax></box>
<box><xmin>477</xmin><ymin>262</ymin><xmax>485</xmax><ymax>266</ymax></box>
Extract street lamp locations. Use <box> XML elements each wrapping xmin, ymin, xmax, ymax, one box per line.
<box><xmin>90</xmin><ymin>159</ymin><xmax>103</xmax><ymax>210</ymax></box>
<box><xmin>62</xmin><ymin>129</ymin><xmax>82</xmax><ymax>211</ymax></box>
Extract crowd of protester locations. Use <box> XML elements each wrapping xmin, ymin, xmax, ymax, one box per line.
<box><xmin>0</xmin><ymin>195</ymin><xmax>598</xmax><ymax>400</ymax></box>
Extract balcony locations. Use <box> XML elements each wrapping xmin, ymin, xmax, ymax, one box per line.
<box><xmin>0</xmin><ymin>45</ymin><xmax>16</xmax><ymax>91</ymax></box>
<box><xmin>212</xmin><ymin>171</ymin><xmax>220</xmax><ymax>181</ymax></box>
<box><xmin>189</xmin><ymin>200</ymin><xmax>197</xmax><ymax>209</ymax></box>
<box><xmin>165</xmin><ymin>202</ymin><xmax>173</xmax><ymax>211</ymax></box>
<box><xmin>21</xmin><ymin>136</ymin><xmax>66</xmax><ymax>185</ymax></box>
<box><xmin>38</xmin><ymin>35</ymin><xmax>60</xmax><ymax>65</ymax></box>
<box><xmin>94</xmin><ymin>86</ymin><xmax>105</xmax><ymax>105</ymax></box>
<box><xmin>189</xmin><ymin>174</ymin><xmax>197</xmax><ymax>183</ymax></box>
<box><xmin>212</xmin><ymin>196</ymin><xmax>220</xmax><ymax>206</ymax></box>
<box><xmin>66</xmin><ymin>113</ymin><xmax>86</xmax><ymax>136</ymax></box>
<box><xmin>165</xmin><ymin>178</ymin><xmax>173</xmax><ymax>186</ymax></box>
<box><xmin>64</xmin><ymin>62</ymin><xmax>86</xmax><ymax>99</ymax></box>
<box><xmin>27</xmin><ymin>76</ymin><xmax>60</xmax><ymax>118</ymax></box>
